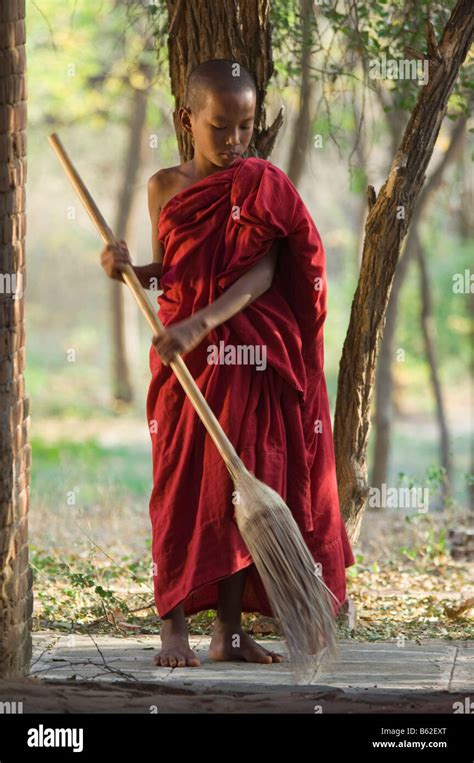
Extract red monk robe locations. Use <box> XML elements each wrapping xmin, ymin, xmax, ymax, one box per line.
<box><xmin>146</xmin><ymin>155</ymin><xmax>355</xmax><ymax>620</ymax></box>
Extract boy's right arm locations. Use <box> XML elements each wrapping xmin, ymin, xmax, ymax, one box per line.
<box><xmin>100</xmin><ymin>172</ymin><xmax>164</xmax><ymax>290</ymax></box>
<box><xmin>147</xmin><ymin>172</ymin><xmax>165</xmax><ymax>267</ymax></box>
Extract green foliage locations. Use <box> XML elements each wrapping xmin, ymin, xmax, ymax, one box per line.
<box><xmin>26</xmin><ymin>0</ymin><xmax>166</xmax><ymax>129</ymax></box>
<box><xmin>30</xmin><ymin>435</ymin><xmax>151</xmax><ymax>511</ymax></box>
<box><xmin>30</xmin><ymin>545</ymin><xmax>155</xmax><ymax>632</ymax></box>
<box><xmin>269</xmin><ymin>0</ymin><xmax>472</xmax><ymax>119</ymax></box>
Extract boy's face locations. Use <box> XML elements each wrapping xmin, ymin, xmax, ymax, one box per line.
<box><xmin>181</xmin><ymin>88</ymin><xmax>256</xmax><ymax>168</ymax></box>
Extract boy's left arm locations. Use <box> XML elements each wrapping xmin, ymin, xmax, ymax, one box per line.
<box><xmin>152</xmin><ymin>240</ymin><xmax>280</xmax><ymax>365</ymax></box>
<box><xmin>199</xmin><ymin>239</ymin><xmax>280</xmax><ymax>331</ymax></box>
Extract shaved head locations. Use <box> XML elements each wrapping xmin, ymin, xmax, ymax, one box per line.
<box><xmin>185</xmin><ymin>59</ymin><xmax>257</xmax><ymax>115</ymax></box>
<box><xmin>179</xmin><ymin>59</ymin><xmax>257</xmax><ymax>169</ymax></box>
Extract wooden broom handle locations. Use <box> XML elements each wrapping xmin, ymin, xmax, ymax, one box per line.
<box><xmin>48</xmin><ymin>132</ymin><xmax>243</xmax><ymax>477</ymax></box>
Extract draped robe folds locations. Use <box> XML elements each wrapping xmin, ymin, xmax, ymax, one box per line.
<box><xmin>146</xmin><ymin>156</ymin><xmax>355</xmax><ymax>619</ymax></box>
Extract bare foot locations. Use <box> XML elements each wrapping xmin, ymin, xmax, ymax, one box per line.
<box><xmin>208</xmin><ymin>622</ymin><xmax>284</xmax><ymax>664</ymax></box>
<box><xmin>153</xmin><ymin>618</ymin><xmax>200</xmax><ymax>668</ymax></box>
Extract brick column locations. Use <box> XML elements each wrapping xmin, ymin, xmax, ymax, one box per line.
<box><xmin>0</xmin><ymin>0</ymin><xmax>33</xmax><ymax>678</ymax></box>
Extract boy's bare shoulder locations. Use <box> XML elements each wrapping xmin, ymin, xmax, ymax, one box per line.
<box><xmin>148</xmin><ymin>163</ymin><xmax>193</xmax><ymax>208</ymax></box>
<box><xmin>147</xmin><ymin>167</ymin><xmax>175</xmax><ymax>203</ymax></box>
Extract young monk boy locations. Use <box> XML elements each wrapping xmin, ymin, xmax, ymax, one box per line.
<box><xmin>101</xmin><ymin>58</ymin><xmax>355</xmax><ymax>669</ymax></box>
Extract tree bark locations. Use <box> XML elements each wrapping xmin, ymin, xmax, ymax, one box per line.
<box><xmin>333</xmin><ymin>1</ymin><xmax>474</xmax><ymax>542</ymax></box>
<box><xmin>0</xmin><ymin>0</ymin><xmax>33</xmax><ymax>678</ymax></box>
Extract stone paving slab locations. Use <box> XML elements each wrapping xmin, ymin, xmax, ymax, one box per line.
<box><xmin>0</xmin><ymin>676</ymin><xmax>467</xmax><ymax>714</ymax></box>
<box><xmin>29</xmin><ymin>632</ymin><xmax>473</xmax><ymax>692</ymax></box>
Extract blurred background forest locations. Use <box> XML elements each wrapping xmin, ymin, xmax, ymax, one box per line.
<box><xmin>24</xmin><ymin>0</ymin><xmax>473</xmax><ymax>639</ymax></box>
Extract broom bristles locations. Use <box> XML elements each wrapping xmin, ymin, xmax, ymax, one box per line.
<box><xmin>231</xmin><ymin>464</ymin><xmax>340</xmax><ymax>683</ymax></box>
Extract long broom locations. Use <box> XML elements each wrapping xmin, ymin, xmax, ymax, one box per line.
<box><xmin>48</xmin><ymin>132</ymin><xmax>340</xmax><ymax>682</ymax></box>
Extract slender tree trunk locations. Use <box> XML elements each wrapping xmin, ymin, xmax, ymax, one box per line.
<box><xmin>354</xmin><ymin>143</ymin><xmax>369</xmax><ymax>271</ymax></box>
<box><xmin>286</xmin><ymin>0</ymin><xmax>317</xmax><ymax>187</ymax></box>
<box><xmin>371</xmin><ymin>115</ymin><xmax>466</xmax><ymax>490</ymax></box>
<box><xmin>371</xmin><ymin>95</ymin><xmax>425</xmax><ymax>493</ymax></box>
<box><xmin>334</xmin><ymin>1</ymin><xmax>474</xmax><ymax>542</ymax></box>
<box><xmin>368</xmin><ymin>92</ymin><xmax>406</xmax><ymax>489</ymax></box>
<box><xmin>414</xmin><ymin>231</ymin><xmax>452</xmax><ymax>499</ymax></box>
<box><xmin>456</xmin><ymin>143</ymin><xmax>474</xmax><ymax>514</ymax></box>
<box><xmin>469</xmin><ymin>273</ymin><xmax>474</xmax><ymax>515</ymax></box>
<box><xmin>110</xmin><ymin>75</ymin><xmax>151</xmax><ymax>403</ymax></box>
<box><xmin>0</xmin><ymin>0</ymin><xmax>33</xmax><ymax>678</ymax></box>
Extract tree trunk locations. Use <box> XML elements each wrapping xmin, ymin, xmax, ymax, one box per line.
<box><xmin>165</xmin><ymin>0</ymin><xmax>283</xmax><ymax>162</ymax></box>
<box><xmin>286</xmin><ymin>0</ymin><xmax>317</xmax><ymax>187</ymax></box>
<box><xmin>366</xmin><ymin>98</ymin><xmax>407</xmax><ymax>478</ymax></box>
<box><xmin>456</xmin><ymin>144</ymin><xmax>474</xmax><ymax>515</ymax></box>
<box><xmin>469</xmin><ymin>273</ymin><xmax>474</xmax><ymax>515</ymax></box>
<box><xmin>371</xmin><ymin>114</ymin><xmax>466</xmax><ymax>490</ymax></box>
<box><xmin>333</xmin><ymin>1</ymin><xmax>474</xmax><ymax>542</ymax></box>
<box><xmin>110</xmin><ymin>77</ymin><xmax>151</xmax><ymax>404</ymax></box>
<box><xmin>414</xmin><ymin>230</ymin><xmax>452</xmax><ymax>500</ymax></box>
<box><xmin>454</xmin><ymin>138</ymin><xmax>474</xmax><ymax>514</ymax></box>
<box><xmin>0</xmin><ymin>0</ymin><xmax>33</xmax><ymax>678</ymax></box>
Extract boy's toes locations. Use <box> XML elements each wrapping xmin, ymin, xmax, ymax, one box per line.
<box><xmin>153</xmin><ymin>652</ymin><xmax>200</xmax><ymax>668</ymax></box>
<box><xmin>262</xmin><ymin>647</ymin><xmax>284</xmax><ymax>662</ymax></box>
<box><xmin>242</xmin><ymin>645</ymin><xmax>272</xmax><ymax>664</ymax></box>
